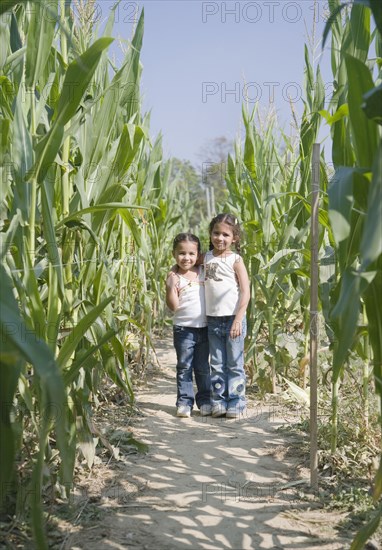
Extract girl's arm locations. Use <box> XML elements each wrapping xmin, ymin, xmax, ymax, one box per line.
<box><xmin>166</xmin><ymin>272</ymin><xmax>180</xmax><ymax>311</ymax></box>
<box><xmin>231</xmin><ymin>257</ymin><xmax>250</xmax><ymax>339</ymax></box>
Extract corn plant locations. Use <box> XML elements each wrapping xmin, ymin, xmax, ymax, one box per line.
<box><xmin>322</xmin><ymin>1</ymin><xmax>382</xmax><ymax>545</ymax></box>
<box><xmin>225</xmin><ymin>69</ymin><xmax>330</xmax><ymax>394</ymax></box>
<box><xmin>0</xmin><ymin>1</ymin><xmax>187</xmax><ymax>546</ymax></box>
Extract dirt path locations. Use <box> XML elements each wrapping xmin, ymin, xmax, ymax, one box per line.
<box><xmin>64</xmin><ymin>338</ymin><xmax>353</xmax><ymax>550</ymax></box>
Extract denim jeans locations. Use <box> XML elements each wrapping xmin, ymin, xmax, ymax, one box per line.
<box><xmin>207</xmin><ymin>315</ymin><xmax>246</xmax><ymax>410</ymax></box>
<box><xmin>173</xmin><ymin>325</ymin><xmax>211</xmax><ymax>408</ymax></box>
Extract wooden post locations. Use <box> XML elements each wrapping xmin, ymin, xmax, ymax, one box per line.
<box><xmin>310</xmin><ymin>143</ymin><xmax>320</xmax><ymax>490</ymax></box>
<box><xmin>206</xmin><ymin>186</ymin><xmax>211</xmax><ymax>219</ymax></box>
<box><xmin>210</xmin><ymin>185</ymin><xmax>216</xmax><ymax>216</ymax></box>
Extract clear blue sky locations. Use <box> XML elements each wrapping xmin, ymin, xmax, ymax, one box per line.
<box><xmin>105</xmin><ymin>1</ymin><xmax>332</xmax><ymax>164</ymax></box>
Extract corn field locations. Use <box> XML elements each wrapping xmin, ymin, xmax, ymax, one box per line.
<box><xmin>0</xmin><ymin>0</ymin><xmax>381</xmax><ymax>548</ymax></box>
<box><xmin>225</xmin><ymin>1</ymin><xmax>382</xmax><ymax>544</ymax></box>
<box><xmin>0</xmin><ymin>1</ymin><xmax>190</xmax><ymax>547</ymax></box>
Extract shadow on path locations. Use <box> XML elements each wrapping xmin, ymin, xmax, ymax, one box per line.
<box><xmin>64</xmin><ymin>339</ymin><xmax>351</xmax><ymax>550</ymax></box>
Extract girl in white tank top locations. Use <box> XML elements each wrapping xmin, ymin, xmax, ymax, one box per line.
<box><xmin>166</xmin><ymin>234</ymin><xmax>211</xmax><ymax>418</ymax></box>
<box><xmin>203</xmin><ymin>214</ymin><xmax>250</xmax><ymax>418</ymax></box>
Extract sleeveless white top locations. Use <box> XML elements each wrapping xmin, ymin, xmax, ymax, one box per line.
<box><xmin>204</xmin><ymin>251</ymin><xmax>240</xmax><ymax>316</ymax></box>
<box><xmin>173</xmin><ymin>266</ymin><xmax>207</xmax><ymax>327</ymax></box>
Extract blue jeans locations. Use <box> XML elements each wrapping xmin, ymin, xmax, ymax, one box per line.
<box><xmin>173</xmin><ymin>325</ymin><xmax>211</xmax><ymax>409</ymax></box>
<box><xmin>207</xmin><ymin>316</ymin><xmax>246</xmax><ymax>410</ymax></box>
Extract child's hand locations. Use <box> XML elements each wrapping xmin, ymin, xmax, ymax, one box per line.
<box><xmin>165</xmin><ymin>271</ymin><xmax>180</xmax><ymax>312</ymax></box>
<box><xmin>230</xmin><ymin>320</ymin><xmax>242</xmax><ymax>339</ymax></box>
<box><xmin>166</xmin><ymin>271</ymin><xmax>179</xmax><ymax>291</ymax></box>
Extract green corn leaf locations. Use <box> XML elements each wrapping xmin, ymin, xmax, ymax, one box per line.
<box><xmin>32</xmin><ymin>123</ymin><xmax>64</xmax><ymax>182</ymax></box>
<box><xmin>20</xmin><ymin>265</ymin><xmax>46</xmax><ymax>347</ymax></box>
<box><xmin>76</xmin><ymin>412</ymin><xmax>97</xmax><ymax>469</ymax></box>
<box><xmin>87</xmin><ymin>11</ymin><xmax>144</xmax><ymax>175</ymax></box>
<box><xmin>121</xmin><ymin>10</ymin><xmax>144</xmax><ymax>121</ymax></box>
<box><xmin>362</xmin><ymin>84</ymin><xmax>382</xmax><ymax>124</ymax></box>
<box><xmin>262</xmin><ymin>249</ymin><xmax>301</xmax><ymax>270</ymax></box>
<box><xmin>0</xmin><ymin>349</ymin><xmax>22</xmax><ymax>510</ymax></box>
<box><xmin>31</xmin><ymin>38</ymin><xmax>113</xmax><ymax>182</ymax></box>
<box><xmin>0</xmin><ymin>82</ymin><xmax>13</xmax><ymax>121</ymax></box>
<box><xmin>313</xmin><ymin>65</ymin><xmax>325</xmax><ymax>113</ymax></box>
<box><xmin>0</xmin><ymin>208</ymin><xmax>22</xmax><ymax>259</ymax></box>
<box><xmin>328</xmin><ymin>167</ymin><xmax>370</xmax><ymax>268</ymax></box>
<box><xmin>110</xmin><ymin>333</ymin><xmax>134</xmax><ymax>399</ymax></box>
<box><xmin>332</xmin><ymin>114</ymin><xmax>355</xmax><ymax>168</ymax></box>
<box><xmin>345</xmin><ymin>54</ymin><xmax>379</xmax><ymax>168</ymax></box>
<box><xmin>304</xmin><ymin>44</ymin><xmax>314</xmax><ymax>110</ymax></box>
<box><xmin>12</xmin><ymin>83</ymin><xmax>33</xmax><ymax>219</ymax></box>
<box><xmin>374</xmin><ymin>456</ymin><xmax>382</xmax><ymax>500</ymax></box>
<box><xmin>102</xmin><ymin>346</ymin><xmax>134</xmax><ymax>401</ymax></box>
<box><xmin>46</xmin><ymin>264</ymin><xmax>60</xmax><ymax>353</ymax></box>
<box><xmin>57</xmin><ymin>296</ymin><xmax>113</xmax><ymax>368</ymax></box>
<box><xmin>41</xmin><ymin>178</ymin><xmax>65</xmax><ymax>297</ymax></box>
<box><xmin>331</xmin><ymin>268</ymin><xmax>376</xmax><ymax>378</ymax></box>
<box><xmin>328</xmin><ymin>167</ymin><xmax>356</xmax><ymax>244</ymax></box>
<box><xmin>63</xmin><ymin>329</ymin><xmax>116</xmax><ymax>385</ymax></box>
<box><xmin>352</xmin><ymin>0</ymin><xmax>382</xmax><ymax>37</ymax></box>
<box><xmin>10</xmin><ymin>11</ymin><xmax>22</xmax><ymax>53</ymax></box>
<box><xmin>102</xmin><ymin>0</ymin><xmax>122</xmax><ymax>38</ymax></box>
<box><xmin>35</xmin><ymin>72</ymin><xmax>56</xmax><ymax>127</ymax></box>
<box><xmin>319</xmin><ymin>104</ymin><xmax>349</xmax><ymax>125</ymax></box>
<box><xmin>360</xmin><ymin>141</ymin><xmax>382</xmax><ymax>268</ymax></box>
<box><xmin>0</xmin><ymin>1</ymin><xmax>28</xmax><ymax>15</ymax></box>
<box><xmin>242</xmin><ymin>107</ymin><xmax>257</xmax><ymax>181</ymax></box>
<box><xmin>54</xmin><ymin>37</ymin><xmax>114</xmax><ymax>126</ymax></box>
<box><xmin>322</xmin><ymin>1</ymin><xmax>348</xmax><ymax>49</ymax></box>
<box><xmin>0</xmin><ymin>263</ymin><xmax>70</xmax><ymax>483</ymax></box>
<box><xmin>57</xmin><ymin>203</ymin><xmax>148</xmax><ymax>229</ymax></box>
<box><xmin>363</xmin><ymin>268</ymin><xmax>382</xmax><ymax>394</ymax></box>
<box><xmin>350</xmin><ymin>3</ymin><xmax>371</xmax><ymax>63</ymax></box>
<box><xmin>25</xmin><ymin>0</ymin><xmax>58</xmax><ymax>88</ymax></box>
<box><xmin>350</xmin><ymin>506</ymin><xmax>382</xmax><ymax>550</ymax></box>
<box><xmin>118</xmin><ymin>208</ymin><xmax>143</xmax><ymax>250</ymax></box>
<box><xmin>113</xmin><ymin>124</ymin><xmax>145</xmax><ymax>182</ymax></box>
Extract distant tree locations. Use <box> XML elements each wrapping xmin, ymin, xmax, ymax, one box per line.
<box><xmin>197</xmin><ymin>136</ymin><xmax>232</xmax><ymax>216</ymax></box>
<box><xmin>170</xmin><ymin>158</ymin><xmax>208</xmax><ymax>232</ymax></box>
<box><xmin>168</xmin><ymin>136</ymin><xmax>233</xmax><ymax>238</ymax></box>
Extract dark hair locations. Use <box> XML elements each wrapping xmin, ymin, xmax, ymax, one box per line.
<box><xmin>209</xmin><ymin>213</ymin><xmax>242</xmax><ymax>253</ymax></box>
<box><xmin>172</xmin><ymin>232</ymin><xmax>201</xmax><ymax>253</ymax></box>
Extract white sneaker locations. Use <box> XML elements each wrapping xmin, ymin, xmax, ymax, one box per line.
<box><xmin>226</xmin><ymin>407</ymin><xmax>246</xmax><ymax>419</ymax></box>
<box><xmin>211</xmin><ymin>403</ymin><xmax>227</xmax><ymax>417</ymax></box>
<box><xmin>177</xmin><ymin>405</ymin><xmax>191</xmax><ymax>417</ymax></box>
<box><xmin>200</xmin><ymin>404</ymin><xmax>212</xmax><ymax>416</ymax></box>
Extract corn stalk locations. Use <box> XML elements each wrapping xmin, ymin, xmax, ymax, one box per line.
<box><xmin>0</xmin><ymin>1</ymin><xmax>187</xmax><ymax>546</ymax></box>
<box><xmin>225</xmin><ymin>74</ymin><xmax>330</xmax><ymax>393</ymax></box>
<box><xmin>322</xmin><ymin>1</ymin><xmax>382</xmax><ymax>546</ymax></box>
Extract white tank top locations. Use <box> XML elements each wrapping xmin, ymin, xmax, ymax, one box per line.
<box><xmin>204</xmin><ymin>251</ymin><xmax>240</xmax><ymax>316</ymax></box>
<box><xmin>173</xmin><ymin>266</ymin><xmax>207</xmax><ymax>327</ymax></box>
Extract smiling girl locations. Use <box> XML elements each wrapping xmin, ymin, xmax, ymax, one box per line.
<box><xmin>204</xmin><ymin>214</ymin><xmax>250</xmax><ymax>418</ymax></box>
<box><xmin>166</xmin><ymin>233</ymin><xmax>211</xmax><ymax>418</ymax></box>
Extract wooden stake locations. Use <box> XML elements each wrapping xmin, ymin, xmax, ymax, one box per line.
<box><xmin>310</xmin><ymin>143</ymin><xmax>320</xmax><ymax>490</ymax></box>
